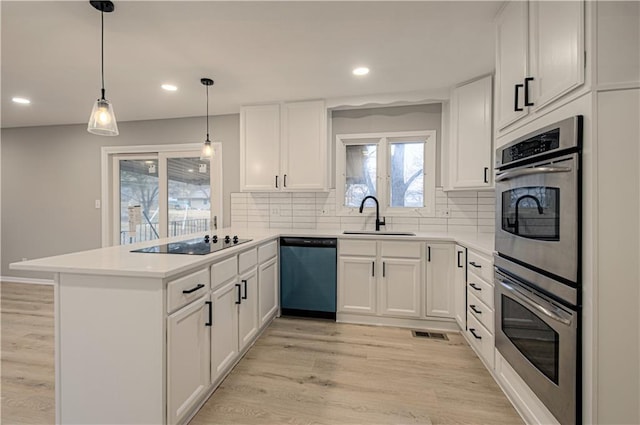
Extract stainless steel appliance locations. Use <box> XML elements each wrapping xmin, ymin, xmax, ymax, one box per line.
<box><xmin>494</xmin><ymin>116</ymin><xmax>582</xmax><ymax>425</ymax></box>
<box><xmin>131</xmin><ymin>234</ymin><xmax>251</xmax><ymax>255</ymax></box>
<box><xmin>495</xmin><ymin>116</ymin><xmax>581</xmax><ymax>284</ymax></box>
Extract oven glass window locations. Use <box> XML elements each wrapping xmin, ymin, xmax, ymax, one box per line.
<box><xmin>501</xmin><ymin>187</ymin><xmax>560</xmax><ymax>240</ymax></box>
<box><xmin>502</xmin><ymin>296</ymin><xmax>559</xmax><ymax>384</ymax></box>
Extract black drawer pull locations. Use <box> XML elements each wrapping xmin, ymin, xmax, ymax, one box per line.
<box><xmin>427</xmin><ymin>246</ymin><xmax>431</xmax><ymax>262</ymax></box>
<box><xmin>514</xmin><ymin>83</ymin><xmax>524</xmax><ymax>111</ymax></box>
<box><xmin>457</xmin><ymin>250</ymin><xmax>464</xmax><ymax>268</ymax></box>
<box><xmin>469</xmin><ymin>261</ymin><xmax>482</xmax><ymax>269</ymax></box>
<box><xmin>483</xmin><ymin>167</ymin><xmax>489</xmax><ymax>184</ymax></box>
<box><xmin>524</xmin><ymin>77</ymin><xmax>534</xmax><ymax>106</ymax></box>
<box><xmin>372</xmin><ymin>261</ymin><xmax>375</xmax><ymax>277</ymax></box>
<box><xmin>383</xmin><ymin>262</ymin><xmax>386</xmax><ymax>277</ymax></box>
<box><xmin>205</xmin><ymin>301</ymin><xmax>213</xmax><ymax>326</ymax></box>
<box><xmin>235</xmin><ymin>283</ymin><xmax>242</xmax><ymax>305</ymax></box>
<box><xmin>284</xmin><ymin>174</ymin><xmax>287</xmax><ymax>187</ymax></box>
<box><xmin>275</xmin><ymin>175</ymin><xmax>279</xmax><ymax>188</ymax></box>
<box><xmin>182</xmin><ymin>283</ymin><xmax>205</xmax><ymax>294</ymax></box>
<box><xmin>469</xmin><ymin>283</ymin><xmax>482</xmax><ymax>291</ymax></box>
<box><xmin>242</xmin><ymin>279</ymin><xmax>248</xmax><ymax>300</ymax></box>
<box><xmin>470</xmin><ymin>328</ymin><xmax>482</xmax><ymax>340</ymax></box>
<box><xmin>470</xmin><ymin>305</ymin><xmax>482</xmax><ymax>314</ymax></box>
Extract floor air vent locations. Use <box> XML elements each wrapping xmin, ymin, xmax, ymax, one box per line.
<box><xmin>412</xmin><ymin>330</ymin><xmax>449</xmax><ymax>340</ymax></box>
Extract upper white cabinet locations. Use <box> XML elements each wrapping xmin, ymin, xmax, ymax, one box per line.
<box><xmin>495</xmin><ymin>1</ymin><xmax>584</xmax><ymax>132</ymax></box>
<box><xmin>240</xmin><ymin>100</ymin><xmax>328</xmax><ymax>192</ymax></box>
<box><xmin>449</xmin><ymin>75</ymin><xmax>493</xmax><ymax>190</ymax></box>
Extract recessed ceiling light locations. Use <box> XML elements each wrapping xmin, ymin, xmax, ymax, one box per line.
<box><xmin>187</xmin><ymin>169</ymin><xmax>194</xmax><ymax>173</ymax></box>
<box><xmin>161</xmin><ymin>84</ymin><xmax>178</xmax><ymax>91</ymax></box>
<box><xmin>12</xmin><ymin>97</ymin><xmax>31</xmax><ymax>104</ymax></box>
<box><xmin>352</xmin><ymin>67</ymin><xmax>370</xmax><ymax>76</ymax></box>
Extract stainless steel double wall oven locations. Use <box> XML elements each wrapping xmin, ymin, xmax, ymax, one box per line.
<box><xmin>494</xmin><ymin>116</ymin><xmax>582</xmax><ymax>425</ymax></box>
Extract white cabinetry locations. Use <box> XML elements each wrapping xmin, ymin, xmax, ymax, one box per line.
<box><xmin>379</xmin><ymin>246</ymin><xmax>422</xmax><ymax>318</ymax></box>
<box><xmin>338</xmin><ymin>256</ymin><xmax>377</xmax><ymax>314</ymax></box>
<box><xmin>238</xmin><ymin>267</ymin><xmax>259</xmax><ymax>351</ymax></box>
<box><xmin>425</xmin><ymin>243</ymin><xmax>454</xmax><ymax>318</ymax></box>
<box><xmin>258</xmin><ymin>257</ymin><xmax>278</xmax><ymax>327</ymax></box>
<box><xmin>453</xmin><ymin>244</ymin><xmax>467</xmax><ymax>329</ymax></box>
<box><xmin>210</xmin><ymin>279</ymin><xmax>239</xmax><ymax>384</ymax></box>
<box><xmin>495</xmin><ymin>1</ymin><xmax>584</xmax><ymax>132</ymax></box>
<box><xmin>240</xmin><ymin>100</ymin><xmax>327</xmax><ymax>192</ymax></box>
<box><xmin>449</xmin><ymin>75</ymin><xmax>493</xmax><ymax>189</ymax></box>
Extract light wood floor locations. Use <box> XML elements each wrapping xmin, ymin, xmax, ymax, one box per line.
<box><xmin>1</xmin><ymin>282</ymin><xmax>523</xmax><ymax>425</ymax></box>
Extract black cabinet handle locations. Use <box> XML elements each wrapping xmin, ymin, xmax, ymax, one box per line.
<box><xmin>284</xmin><ymin>174</ymin><xmax>287</xmax><ymax>187</ymax></box>
<box><xmin>524</xmin><ymin>77</ymin><xmax>534</xmax><ymax>107</ymax></box>
<box><xmin>372</xmin><ymin>261</ymin><xmax>375</xmax><ymax>277</ymax></box>
<box><xmin>383</xmin><ymin>262</ymin><xmax>386</xmax><ymax>277</ymax></box>
<box><xmin>470</xmin><ymin>328</ymin><xmax>482</xmax><ymax>340</ymax></box>
<box><xmin>483</xmin><ymin>167</ymin><xmax>489</xmax><ymax>184</ymax></box>
<box><xmin>242</xmin><ymin>279</ymin><xmax>248</xmax><ymax>300</ymax></box>
<box><xmin>470</xmin><ymin>305</ymin><xmax>482</xmax><ymax>314</ymax></box>
<box><xmin>235</xmin><ymin>283</ymin><xmax>242</xmax><ymax>304</ymax></box>
<box><xmin>182</xmin><ymin>283</ymin><xmax>205</xmax><ymax>294</ymax></box>
<box><xmin>469</xmin><ymin>283</ymin><xmax>482</xmax><ymax>291</ymax></box>
<box><xmin>469</xmin><ymin>261</ymin><xmax>481</xmax><ymax>269</ymax></box>
<box><xmin>205</xmin><ymin>301</ymin><xmax>213</xmax><ymax>326</ymax></box>
<box><xmin>275</xmin><ymin>175</ymin><xmax>279</xmax><ymax>188</ymax></box>
<box><xmin>514</xmin><ymin>83</ymin><xmax>524</xmax><ymax>111</ymax></box>
<box><xmin>457</xmin><ymin>251</ymin><xmax>463</xmax><ymax>268</ymax></box>
<box><xmin>427</xmin><ymin>246</ymin><xmax>431</xmax><ymax>262</ymax></box>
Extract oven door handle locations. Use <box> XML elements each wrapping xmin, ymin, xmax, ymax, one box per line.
<box><xmin>495</xmin><ymin>165</ymin><xmax>572</xmax><ymax>182</ymax></box>
<box><xmin>498</xmin><ymin>280</ymin><xmax>573</xmax><ymax>326</ymax></box>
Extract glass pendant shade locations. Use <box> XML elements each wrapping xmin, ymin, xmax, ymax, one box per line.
<box><xmin>88</xmin><ymin>98</ymin><xmax>119</xmax><ymax>136</ymax></box>
<box><xmin>200</xmin><ymin>138</ymin><xmax>213</xmax><ymax>160</ymax></box>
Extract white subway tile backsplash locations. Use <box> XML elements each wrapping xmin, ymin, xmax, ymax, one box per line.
<box><xmin>229</xmin><ymin>188</ymin><xmax>496</xmax><ymax>234</ymax></box>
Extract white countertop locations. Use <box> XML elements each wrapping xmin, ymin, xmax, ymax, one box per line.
<box><xmin>10</xmin><ymin>227</ymin><xmax>494</xmax><ymax>279</ymax></box>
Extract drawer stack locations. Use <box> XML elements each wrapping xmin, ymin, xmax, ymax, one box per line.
<box><xmin>465</xmin><ymin>249</ymin><xmax>495</xmax><ymax>369</ymax></box>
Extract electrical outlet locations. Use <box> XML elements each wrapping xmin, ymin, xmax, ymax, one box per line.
<box><xmin>436</xmin><ymin>208</ymin><xmax>450</xmax><ymax>218</ymax></box>
<box><xmin>95</xmin><ymin>200</ymin><xmax>101</xmax><ymax>209</ymax></box>
<box><xmin>271</xmin><ymin>207</ymin><xmax>280</xmax><ymax>216</ymax></box>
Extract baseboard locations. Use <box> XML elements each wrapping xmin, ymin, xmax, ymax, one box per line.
<box><xmin>336</xmin><ymin>312</ymin><xmax>460</xmax><ymax>333</ymax></box>
<box><xmin>0</xmin><ymin>275</ymin><xmax>54</xmax><ymax>285</ymax></box>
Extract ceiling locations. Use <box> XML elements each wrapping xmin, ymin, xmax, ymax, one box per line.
<box><xmin>1</xmin><ymin>1</ymin><xmax>501</xmax><ymax>129</ymax></box>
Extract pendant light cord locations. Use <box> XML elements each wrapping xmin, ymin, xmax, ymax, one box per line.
<box><xmin>206</xmin><ymin>84</ymin><xmax>210</xmax><ymax>141</ymax></box>
<box><xmin>100</xmin><ymin>10</ymin><xmax>105</xmax><ymax>100</ymax></box>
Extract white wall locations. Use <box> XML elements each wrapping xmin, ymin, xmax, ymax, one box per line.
<box><xmin>1</xmin><ymin>114</ymin><xmax>239</xmax><ymax>279</ymax></box>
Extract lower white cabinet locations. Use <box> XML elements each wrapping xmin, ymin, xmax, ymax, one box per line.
<box><xmin>453</xmin><ymin>244</ymin><xmax>467</xmax><ymax>329</ymax></box>
<box><xmin>338</xmin><ymin>255</ymin><xmax>377</xmax><ymax>314</ymax></box>
<box><xmin>167</xmin><ymin>296</ymin><xmax>211</xmax><ymax>425</ymax></box>
<box><xmin>425</xmin><ymin>243</ymin><xmax>455</xmax><ymax>318</ymax></box>
<box><xmin>258</xmin><ymin>257</ymin><xmax>278</xmax><ymax>327</ymax></box>
<box><xmin>379</xmin><ymin>258</ymin><xmax>421</xmax><ymax>318</ymax></box>
<box><xmin>210</xmin><ymin>280</ymin><xmax>239</xmax><ymax>384</ymax></box>
<box><xmin>238</xmin><ymin>267</ymin><xmax>259</xmax><ymax>352</ymax></box>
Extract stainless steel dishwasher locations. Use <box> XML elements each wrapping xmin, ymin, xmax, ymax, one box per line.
<box><xmin>279</xmin><ymin>237</ymin><xmax>337</xmax><ymax>320</ymax></box>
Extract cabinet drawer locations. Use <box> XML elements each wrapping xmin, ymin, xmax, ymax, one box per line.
<box><xmin>467</xmin><ymin>290</ymin><xmax>494</xmax><ymax>334</ymax></box>
<box><xmin>212</xmin><ymin>256</ymin><xmax>238</xmax><ymax>288</ymax></box>
<box><xmin>167</xmin><ymin>268</ymin><xmax>210</xmax><ymax>313</ymax></box>
<box><xmin>238</xmin><ymin>248</ymin><xmax>258</xmax><ymax>274</ymax></box>
<box><xmin>467</xmin><ymin>250</ymin><xmax>493</xmax><ymax>282</ymax></box>
<box><xmin>258</xmin><ymin>240</ymin><xmax>278</xmax><ymax>263</ymax></box>
<box><xmin>466</xmin><ymin>313</ymin><xmax>495</xmax><ymax>369</ymax></box>
<box><xmin>381</xmin><ymin>241</ymin><xmax>422</xmax><ymax>259</ymax></box>
<box><xmin>467</xmin><ymin>271</ymin><xmax>494</xmax><ymax>309</ymax></box>
<box><xmin>339</xmin><ymin>239</ymin><xmax>377</xmax><ymax>256</ymax></box>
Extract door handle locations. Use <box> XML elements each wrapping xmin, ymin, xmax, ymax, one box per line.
<box><xmin>514</xmin><ymin>83</ymin><xmax>524</xmax><ymax>111</ymax></box>
<box><xmin>372</xmin><ymin>261</ymin><xmax>375</xmax><ymax>277</ymax></box>
<box><xmin>235</xmin><ymin>283</ymin><xmax>242</xmax><ymax>304</ymax></box>
<box><xmin>427</xmin><ymin>246</ymin><xmax>431</xmax><ymax>262</ymax></box>
<box><xmin>382</xmin><ymin>262</ymin><xmax>386</xmax><ymax>277</ymax></box>
<box><xmin>205</xmin><ymin>301</ymin><xmax>213</xmax><ymax>326</ymax></box>
<box><xmin>484</xmin><ymin>167</ymin><xmax>489</xmax><ymax>184</ymax></box>
<box><xmin>275</xmin><ymin>175</ymin><xmax>279</xmax><ymax>188</ymax></box>
<box><xmin>524</xmin><ymin>77</ymin><xmax>534</xmax><ymax>106</ymax></box>
<box><xmin>242</xmin><ymin>279</ymin><xmax>248</xmax><ymax>300</ymax></box>
<box><xmin>284</xmin><ymin>174</ymin><xmax>287</xmax><ymax>188</ymax></box>
<box><xmin>457</xmin><ymin>251</ymin><xmax>463</xmax><ymax>268</ymax></box>
<box><xmin>182</xmin><ymin>283</ymin><xmax>205</xmax><ymax>294</ymax></box>
<box><xmin>495</xmin><ymin>165</ymin><xmax>572</xmax><ymax>182</ymax></box>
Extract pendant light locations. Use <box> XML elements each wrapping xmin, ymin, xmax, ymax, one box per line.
<box><xmin>87</xmin><ymin>1</ymin><xmax>119</xmax><ymax>136</ymax></box>
<box><xmin>200</xmin><ymin>78</ymin><xmax>214</xmax><ymax>160</ymax></box>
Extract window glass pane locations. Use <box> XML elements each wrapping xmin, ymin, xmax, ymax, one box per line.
<box><xmin>120</xmin><ymin>159</ymin><xmax>159</xmax><ymax>245</ymax></box>
<box><xmin>389</xmin><ymin>142</ymin><xmax>424</xmax><ymax>207</ymax></box>
<box><xmin>167</xmin><ymin>157</ymin><xmax>211</xmax><ymax>237</ymax></box>
<box><xmin>344</xmin><ymin>144</ymin><xmax>377</xmax><ymax>207</ymax></box>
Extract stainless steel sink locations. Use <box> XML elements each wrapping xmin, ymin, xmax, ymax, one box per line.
<box><xmin>342</xmin><ymin>231</ymin><xmax>416</xmax><ymax>236</ymax></box>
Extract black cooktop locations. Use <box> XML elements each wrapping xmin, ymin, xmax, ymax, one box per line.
<box><xmin>131</xmin><ymin>235</ymin><xmax>251</xmax><ymax>255</ymax></box>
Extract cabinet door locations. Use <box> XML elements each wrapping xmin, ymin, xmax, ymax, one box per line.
<box><xmin>453</xmin><ymin>245</ymin><xmax>467</xmax><ymax>329</ymax></box>
<box><xmin>338</xmin><ymin>256</ymin><xmax>376</xmax><ymax>314</ymax></box>
<box><xmin>258</xmin><ymin>257</ymin><xmax>278</xmax><ymax>327</ymax></box>
<box><xmin>240</xmin><ymin>104</ymin><xmax>281</xmax><ymax>191</ymax></box>
<box><xmin>281</xmin><ymin>100</ymin><xmax>327</xmax><ymax>191</ymax></box>
<box><xmin>495</xmin><ymin>1</ymin><xmax>529</xmax><ymax>130</ymax></box>
<box><xmin>425</xmin><ymin>243</ymin><xmax>455</xmax><ymax>318</ymax></box>
<box><xmin>379</xmin><ymin>258</ymin><xmax>421</xmax><ymax>318</ymax></box>
<box><xmin>167</xmin><ymin>296</ymin><xmax>210</xmax><ymax>425</ymax></box>
<box><xmin>529</xmin><ymin>0</ymin><xmax>584</xmax><ymax>110</ymax></box>
<box><xmin>210</xmin><ymin>280</ymin><xmax>239</xmax><ymax>384</ymax></box>
<box><xmin>450</xmin><ymin>76</ymin><xmax>493</xmax><ymax>189</ymax></box>
<box><xmin>238</xmin><ymin>268</ymin><xmax>259</xmax><ymax>352</ymax></box>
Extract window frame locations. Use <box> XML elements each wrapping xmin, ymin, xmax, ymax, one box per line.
<box><xmin>336</xmin><ymin>130</ymin><xmax>436</xmax><ymax>218</ymax></box>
